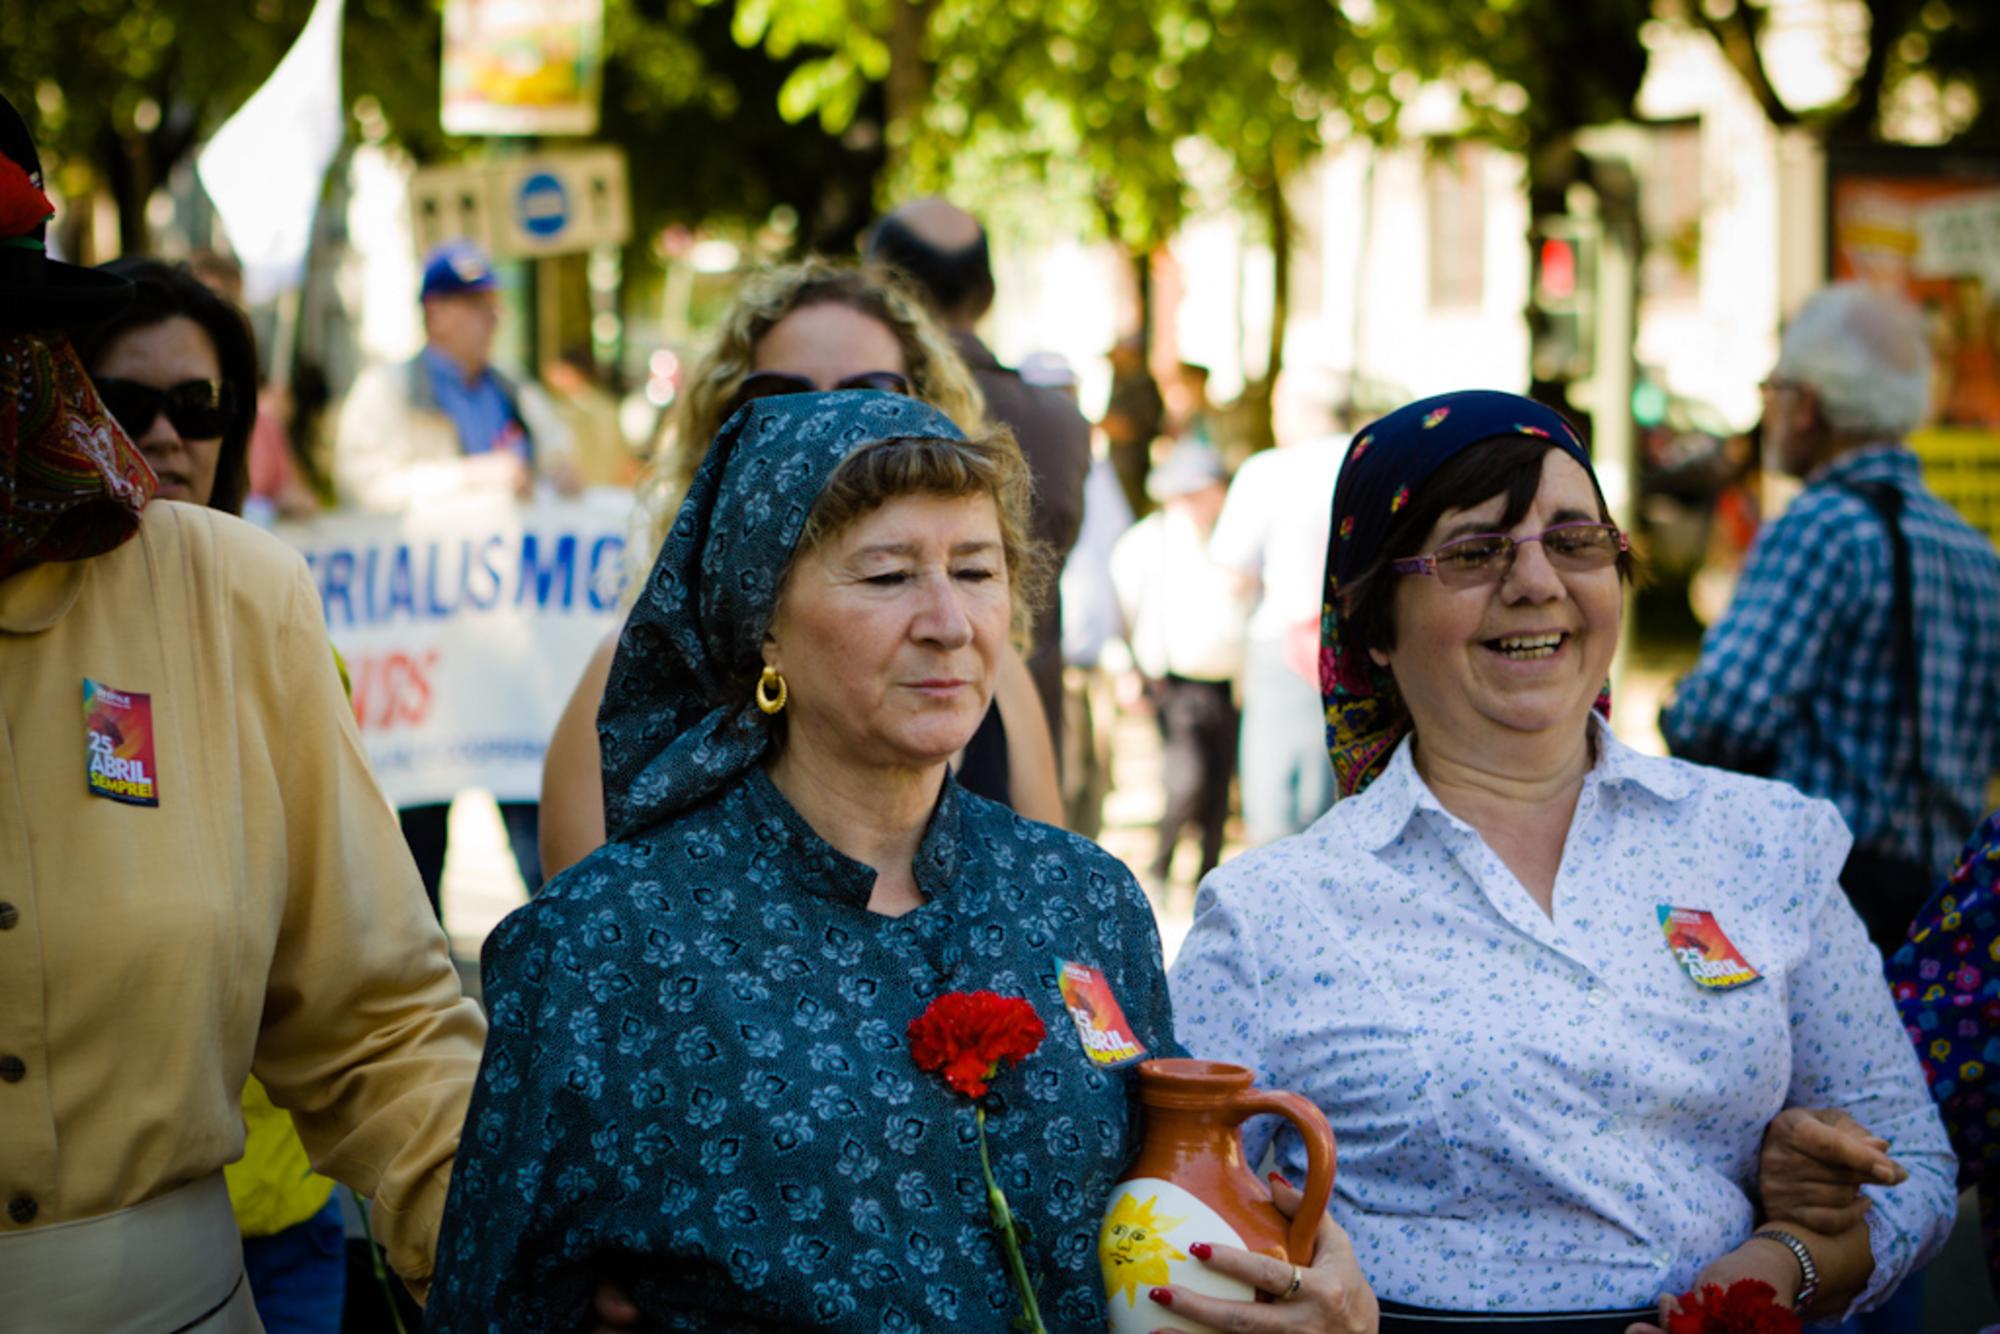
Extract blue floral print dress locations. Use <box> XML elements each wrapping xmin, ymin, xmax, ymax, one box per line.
<box><xmin>427</xmin><ymin>769</ymin><xmax>1175</xmax><ymax>1329</ymax></box>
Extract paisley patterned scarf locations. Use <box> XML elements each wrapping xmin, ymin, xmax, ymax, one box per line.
<box><xmin>0</xmin><ymin>329</ymin><xmax>156</xmax><ymax>581</ymax></box>
<box><xmin>1320</xmin><ymin>389</ymin><xmax>1603</xmax><ymax>797</ymax></box>
<box><xmin>597</xmin><ymin>389</ymin><xmax>970</xmax><ymax>839</ymax></box>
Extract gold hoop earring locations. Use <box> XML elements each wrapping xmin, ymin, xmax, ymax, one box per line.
<box><xmin>755</xmin><ymin>666</ymin><xmax>788</xmax><ymax>715</ymax></box>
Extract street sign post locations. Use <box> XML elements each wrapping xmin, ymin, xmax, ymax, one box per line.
<box><xmin>408</xmin><ymin>147</ymin><xmax>629</xmax><ymax>260</ymax></box>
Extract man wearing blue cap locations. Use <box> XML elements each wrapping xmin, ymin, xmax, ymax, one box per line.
<box><xmin>333</xmin><ymin>240</ymin><xmax>577</xmax><ymax>914</ymax></box>
<box><xmin>334</xmin><ymin>240</ymin><xmax>575</xmax><ymax>510</ymax></box>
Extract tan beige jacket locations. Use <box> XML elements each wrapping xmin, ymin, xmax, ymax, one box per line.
<box><xmin>0</xmin><ymin>501</ymin><xmax>486</xmax><ymax>1293</ymax></box>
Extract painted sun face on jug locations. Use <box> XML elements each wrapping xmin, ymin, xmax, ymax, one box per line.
<box><xmin>1099</xmin><ymin>1192</ymin><xmax>1188</xmax><ymax>1306</ymax></box>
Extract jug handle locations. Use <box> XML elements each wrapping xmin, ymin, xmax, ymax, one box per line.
<box><xmin>1226</xmin><ymin>1089</ymin><xmax>1337</xmax><ymax>1267</ymax></box>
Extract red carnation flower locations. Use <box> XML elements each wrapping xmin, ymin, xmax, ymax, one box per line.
<box><xmin>1666</xmin><ymin>1279</ymin><xmax>1802</xmax><ymax>1334</ymax></box>
<box><xmin>907</xmin><ymin>990</ymin><xmax>1046</xmax><ymax>1098</ymax></box>
<box><xmin>0</xmin><ymin>154</ymin><xmax>53</xmax><ymax>240</ymax></box>
<box><xmin>908</xmin><ymin>990</ymin><xmax>1051</xmax><ymax>1330</ymax></box>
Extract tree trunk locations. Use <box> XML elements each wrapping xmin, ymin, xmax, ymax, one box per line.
<box><xmin>1134</xmin><ymin>246</ymin><xmax>1153</xmax><ymax>348</ymax></box>
<box><xmin>883</xmin><ymin>0</ymin><xmax>935</xmax><ymax>175</ymax></box>
<box><xmin>1096</xmin><ymin>189</ymin><xmax>1152</xmax><ymax>343</ymax></box>
<box><xmin>100</xmin><ymin>127</ymin><xmax>152</xmax><ymax>258</ymax></box>
<box><xmin>1693</xmin><ymin>7</ymin><xmax>1798</xmax><ymax>128</ymax></box>
<box><xmin>1241</xmin><ymin>168</ymin><xmax>1291</xmax><ymax>452</ymax></box>
<box><xmin>98</xmin><ymin>86</ymin><xmax>200</xmax><ymax>257</ymax></box>
<box><xmin>1265</xmin><ymin>170</ymin><xmax>1290</xmax><ymax>394</ymax></box>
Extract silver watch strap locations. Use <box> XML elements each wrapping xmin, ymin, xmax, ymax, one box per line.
<box><xmin>1751</xmin><ymin>1228</ymin><xmax>1820</xmax><ymax>1310</ymax></box>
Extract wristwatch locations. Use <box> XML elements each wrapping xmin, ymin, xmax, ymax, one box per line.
<box><xmin>1751</xmin><ymin>1228</ymin><xmax>1820</xmax><ymax>1311</ymax></box>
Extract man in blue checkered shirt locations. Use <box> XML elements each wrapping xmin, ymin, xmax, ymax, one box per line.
<box><xmin>1663</xmin><ymin>283</ymin><xmax>2000</xmax><ymax>951</ymax></box>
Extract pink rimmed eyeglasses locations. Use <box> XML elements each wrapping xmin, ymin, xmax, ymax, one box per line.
<box><xmin>1391</xmin><ymin>521</ymin><xmax>1628</xmax><ymax>588</ymax></box>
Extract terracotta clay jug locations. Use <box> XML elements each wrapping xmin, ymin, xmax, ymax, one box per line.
<box><xmin>1098</xmin><ymin>1058</ymin><xmax>1336</xmax><ymax>1333</ymax></box>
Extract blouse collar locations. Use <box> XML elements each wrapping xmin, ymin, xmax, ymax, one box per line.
<box><xmin>1343</xmin><ymin>712</ymin><xmax>1694</xmax><ymax>853</ymax></box>
<box><xmin>738</xmin><ymin>763</ymin><xmax>966</xmax><ymax>910</ymax></box>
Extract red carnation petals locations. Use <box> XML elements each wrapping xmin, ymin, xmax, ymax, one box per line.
<box><xmin>0</xmin><ymin>155</ymin><xmax>53</xmax><ymax>240</ymax></box>
<box><xmin>1666</xmin><ymin>1278</ymin><xmax>1803</xmax><ymax>1334</ymax></box>
<box><xmin>907</xmin><ymin>990</ymin><xmax>1046</xmax><ymax>1098</ymax></box>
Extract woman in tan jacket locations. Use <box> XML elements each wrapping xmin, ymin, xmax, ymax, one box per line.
<box><xmin>0</xmin><ymin>95</ymin><xmax>485</xmax><ymax>1331</ymax></box>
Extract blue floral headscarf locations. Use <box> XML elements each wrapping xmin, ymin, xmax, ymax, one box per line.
<box><xmin>1321</xmin><ymin>389</ymin><xmax>1600</xmax><ymax>797</ymax></box>
<box><xmin>598</xmin><ymin>390</ymin><xmax>969</xmax><ymax>838</ymax></box>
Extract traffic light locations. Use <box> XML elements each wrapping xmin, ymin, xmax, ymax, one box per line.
<box><xmin>1530</xmin><ymin>217</ymin><xmax>1598</xmax><ymax>383</ymax></box>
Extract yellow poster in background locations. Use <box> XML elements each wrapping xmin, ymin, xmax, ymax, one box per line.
<box><xmin>442</xmin><ymin>0</ymin><xmax>605</xmax><ymax>137</ymax></box>
<box><xmin>1830</xmin><ymin>164</ymin><xmax>2000</xmax><ymax>545</ymax></box>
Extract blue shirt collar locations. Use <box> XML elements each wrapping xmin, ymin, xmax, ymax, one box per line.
<box><xmin>1809</xmin><ymin>442</ymin><xmax>1921</xmax><ymax>488</ymax></box>
<box><xmin>419</xmin><ymin>342</ymin><xmax>483</xmax><ymax>389</ymax></box>
<box><xmin>1344</xmin><ymin>713</ymin><xmax>1694</xmax><ymax>852</ymax></box>
<box><xmin>739</xmin><ymin>764</ymin><xmax>965</xmax><ymax>908</ymax></box>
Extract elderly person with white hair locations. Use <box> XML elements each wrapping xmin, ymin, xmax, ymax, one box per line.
<box><xmin>1664</xmin><ymin>281</ymin><xmax>2000</xmax><ymax>954</ymax></box>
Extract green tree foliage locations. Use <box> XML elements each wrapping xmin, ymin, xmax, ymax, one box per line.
<box><xmin>725</xmin><ymin>0</ymin><xmax>1371</xmax><ymax>251</ymax></box>
<box><xmin>722</xmin><ymin>0</ymin><xmax>1181</xmax><ymax>253</ymax></box>
<box><xmin>0</xmin><ymin>0</ymin><xmax>477</xmax><ymax>256</ymax></box>
<box><xmin>20</xmin><ymin>0</ymin><xmax>1993</xmax><ymax>384</ymax></box>
<box><xmin>1677</xmin><ymin>0</ymin><xmax>1999</xmax><ymax>145</ymax></box>
<box><xmin>0</xmin><ymin>0</ymin><xmax>311</xmax><ymax>254</ymax></box>
<box><xmin>721</xmin><ymin>0</ymin><xmax>1372</xmax><ymax>397</ymax></box>
<box><xmin>605</xmin><ymin>0</ymin><xmax>885</xmax><ymax>252</ymax></box>
<box><xmin>1358</xmin><ymin>0</ymin><xmax>1649</xmax><ymax>173</ymax></box>
<box><xmin>1359</xmin><ymin>0</ymin><xmax>1652</xmax><ymax>410</ymax></box>
<box><xmin>1912</xmin><ymin>1</ymin><xmax>2000</xmax><ymax>146</ymax></box>
<box><xmin>1</xmin><ymin>0</ymin><xmax>879</xmax><ymax>259</ymax></box>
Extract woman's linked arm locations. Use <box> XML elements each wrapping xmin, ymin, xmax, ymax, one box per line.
<box><xmin>1757</xmin><ymin>1106</ymin><xmax>1908</xmax><ymax>1235</ymax></box>
<box><xmin>1624</xmin><ymin>1220</ymin><xmax>1875</xmax><ymax>1333</ymax></box>
<box><xmin>1776</xmin><ymin>800</ymin><xmax>1957</xmax><ymax>1318</ymax></box>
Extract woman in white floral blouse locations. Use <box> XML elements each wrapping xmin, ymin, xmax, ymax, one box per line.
<box><xmin>1170</xmin><ymin>390</ymin><xmax>1954</xmax><ymax>1334</ymax></box>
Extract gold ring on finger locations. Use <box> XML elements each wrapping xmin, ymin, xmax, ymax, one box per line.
<box><xmin>1279</xmin><ymin>1263</ymin><xmax>1303</xmax><ymax>1302</ymax></box>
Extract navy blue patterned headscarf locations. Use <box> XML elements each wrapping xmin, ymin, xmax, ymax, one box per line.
<box><xmin>1320</xmin><ymin>389</ymin><xmax>1597</xmax><ymax>796</ymax></box>
<box><xmin>598</xmin><ymin>390</ymin><xmax>969</xmax><ymax>838</ymax></box>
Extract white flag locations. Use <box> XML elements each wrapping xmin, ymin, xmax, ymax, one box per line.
<box><xmin>197</xmin><ymin>0</ymin><xmax>346</xmax><ymax>305</ymax></box>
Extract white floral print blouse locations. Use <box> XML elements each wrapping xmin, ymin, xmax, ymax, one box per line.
<box><xmin>1170</xmin><ymin>717</ymin><xmax>1954</xmax><ymax>1317</ymax></box>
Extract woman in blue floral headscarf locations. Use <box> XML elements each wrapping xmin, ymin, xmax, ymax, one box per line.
<box><xmin>427</xmin><ymin>391</ymin><xmax>1372</xmax><ymax>1331</ymax></box>
<box><xmin>1171</xmin><ymin>390</ymin><xmax>1954</xmax><ymax>1334</ymax></box>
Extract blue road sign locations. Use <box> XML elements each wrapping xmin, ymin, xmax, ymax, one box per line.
<box><xmin>516</xmin><ymin>172</ymin><xmax>570</xmax><ymax>240</ymax></box>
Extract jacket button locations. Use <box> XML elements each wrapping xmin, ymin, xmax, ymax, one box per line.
<box><xmin>0</xmin><ymin>1057</ymin><xmax>21</xmax><ymax>1083</ymax></box>
<box><xmin>6</xmin><ymin>1194</ymin><xmax>35</xmax><ymax>1224</ymax></box>
<box><xmin>0</xmin><ymin>902</ymin><xmax>16</xmax><ymax>929</ymax></box>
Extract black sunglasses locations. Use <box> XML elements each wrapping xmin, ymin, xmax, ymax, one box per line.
<box><xmin>93</xmin><ymin>378</ymin><xmax>235</xmax><ymax>442</ymax></box>
<box><xmin>725</xmin><ymin>369</ymin><xmax>912</xmax><ymax>419</ymax></box>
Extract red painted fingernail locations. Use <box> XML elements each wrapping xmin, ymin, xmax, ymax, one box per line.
<box><xmin>1149</xmin><ymin>1287</ymin><xmax>1173</xmax><ymax>1307</ymax></box>
<box><xmin>1188</xmin><ymin>1241</ymin><xmax>1212</xmax><ymax>1260</ymax></box>
<box><xmin>1268</xmin><ymin>1171</ymin><xmax>1286</xmax><ymax>1186</ymax></box>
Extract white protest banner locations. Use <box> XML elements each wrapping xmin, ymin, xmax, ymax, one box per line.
<box><xmin>277</xmin><ymin>488</ymin><xmax>634</xmax><ymax>807</ymax></box>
